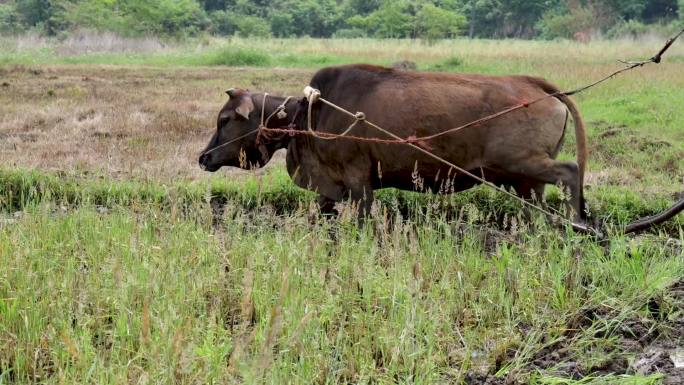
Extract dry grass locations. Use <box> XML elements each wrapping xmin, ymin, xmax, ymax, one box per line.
<box><xmin>57</xmin><ymin>29</ymin><xmax>172</xmax><ymax>55</ymax></box>
<box><xmin>6</xmin><ymin>30</ymin><xmax>175</xmax><ymax>55</ymax></box>
<box><xmin>0</xmin><ymin>65</ymin><xmax>310</xmax><ymax>181</ymax></box>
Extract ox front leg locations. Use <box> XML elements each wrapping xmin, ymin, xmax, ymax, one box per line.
<box><xmin>349</xmin><ymin>186</ymin><xmax>374</xmax><ymax>227</ymax></box>
<box><xmin>502</xmin><ymin>158</ymin><xmax>586</xmax><ymax>223</ymax></box>
<box><xmin>509</xmin><ymin>181</ymin><xmax>546</xmax><ymax>222</ymax></box>
<box><xmin>318</xmin><ymin>195</ymin><xmax>337</xmax><ymax>217</ymax></box>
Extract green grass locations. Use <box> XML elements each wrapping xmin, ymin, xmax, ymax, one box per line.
<box><xmin>0</xmin><ymin>167</ymin><xmax>310</xmax><ymax>214</ymax></box>
<box><xmin>424</xmin><ymin>55</ymin><xmax>464</xmax><ymax>72</ymax></box>
<box><xmin>1</xmin><ymin>168</ymin><xmax>682</xmax><ymax>234</ymax></box>
<box><xmin>1</xmin><ymin>192</ymin><xmax>682</xmax><ymax>384</ymax></box>
<box><xmin>199</xmin><ymin>47</ymin><xmax>273</xmax><ymax>67</ymax></box>
<box><xmin>0</xmin><ymin>40</ymin><xmax>369</xmax><ymax>68</ymax></box>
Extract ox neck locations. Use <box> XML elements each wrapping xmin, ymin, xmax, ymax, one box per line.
<box><xmin>260</xmin><ymin>95</ymin><xmax>301</xmax><ymax>127</ymax></box>
<box><xmin>255</xmin><ymin>94</ymin><xmax>303</xmax><ymax>150</ymax></box>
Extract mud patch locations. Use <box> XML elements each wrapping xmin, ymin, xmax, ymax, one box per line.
<box><xmin>537</xmin><ymin>279</ymin><xmax>684</xmax><ymax>382</ymax></box>
<box><xmin>464</xmin><ymin>373</ymin><xmax>507</xmax><ymax>384</ymax></box>
<box><xmin>630</xmin><ymin>280</ymin><xmax>684</xmax><ymax>384</ymax></box>
<box><xmin>464</xmin><ymin>279</ymin><xmax>684</xmax><ymax>383</ymax></box>
<box><xmin>593</xmin><ymin>126</ymin><xmax>674</xmax><ymax>158</ymax></box>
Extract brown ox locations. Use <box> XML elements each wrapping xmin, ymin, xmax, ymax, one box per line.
<box><xmin>199</xmin><ymin>64</ymin><xmax>587</xmax><ymax>222</ymax></box>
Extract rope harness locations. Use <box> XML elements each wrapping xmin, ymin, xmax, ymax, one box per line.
<box><xmin>272</xmin><ymin>87</ymin><xmax>582</xmax><ymax>232</ymax></box>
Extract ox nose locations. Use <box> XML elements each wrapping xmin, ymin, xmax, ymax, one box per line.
<box><xmin>199</xmin><ymin>153</ymin><xmax>210</xmax><ymax>169</ymax></box>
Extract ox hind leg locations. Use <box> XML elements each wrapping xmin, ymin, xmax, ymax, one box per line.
<box><xmin>500</xmin><ymin>158</ymin><xmax>585</xmax><ymax>223</ymax></box>
<box><xmin>318</xmin><ymin>195</ymin><xmax>337</xmax><ymax>217</ymax></box>
<box><xmin>506</xmin><ymin>180</ymin><xmax>546</xmax><ymax>222</ymax></box>
<box><xmin>515</xmin><ymin>181</ymin><xmax>546</xmax><ymax>203</ymax></box>
<box><xmin>316</xmin><ymin>188</ymin><xmax>373</xmax><ymax>225</ymax></box>
<box><xmin>501</xmin><ymin>178</ymin><xmax>546</xmax><ymax>219</ymax></box>
<box><xmin>347</xmin><ymin>186</ymin><xmax>374</xmax><ymax>225</ymax></box>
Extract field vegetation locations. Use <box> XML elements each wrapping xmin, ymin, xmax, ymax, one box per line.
<box><xmin>1</xmin><ymin>36</ymin><xmax>684</xmax><ymax>384</ymax></box>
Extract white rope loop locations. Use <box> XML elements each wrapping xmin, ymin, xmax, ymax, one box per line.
<box><xmin>303</xmin><ymin>86</ymin><xmax>367</xmax><ymax>139</ymax></box>
<box><xmin>303</xmin><ymin>86</ymin><xmax>320</xmax><ymax>104</ymax></box>
<box><xmin>259</xmin><ymin>93</ymin><xmax>269</xmax><ymax>129</ymax></box>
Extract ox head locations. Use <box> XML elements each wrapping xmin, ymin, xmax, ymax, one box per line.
<box><xmin>199</xmin><ymin>88</ymin><xmax>272</xmax><ymax>172</ymax></box>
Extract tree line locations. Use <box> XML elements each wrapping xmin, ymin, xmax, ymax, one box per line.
<box><xmin>1</xmin><ymin>0</ymin><xmax>682</xmax><ymax>40</ymax></box>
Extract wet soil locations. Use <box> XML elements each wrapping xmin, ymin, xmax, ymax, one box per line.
<box><xmin>465</xmin><ymin>279</ymin><xmax>684</xmax><ymax>384</ymax></box>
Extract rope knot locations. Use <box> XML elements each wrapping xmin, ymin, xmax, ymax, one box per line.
<box><xmin>354</xmin><ymin>112</ymin><xmax>366</xmax><ymax>121</ymax></box>
<box><xmin>255</xmin><ymin>124</ymin><xmax>268</xmax><ymax>145</ymax></box>
<box><xmin>303</xmin><ymin>86</ymin><xmax>321</xmax><ymax>104</ymax></box>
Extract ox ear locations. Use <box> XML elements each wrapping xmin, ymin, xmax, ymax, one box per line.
<box><xmin>226</xmin><ymin>88</ymin><xmax>249</xmax><ymax>99</ymax></box>
<box><xmin>234</xmin><ymin>96</ymin><xmax>254</xmax><ymax>120</ymax></box>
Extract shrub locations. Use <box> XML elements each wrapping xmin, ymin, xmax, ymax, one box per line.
<box><xmin>230</xmin><ymin>14</ymin><xmax>271</xmax><ymax>38</ymax></box>
<box><xmin>0</xmin><ymin>3</ymin><xmax>23</xmax><ymax>34</ymax></box>
<box><xmin>268</xmin><ymin>12</ymin><xmax>295</xmax><ymax>37</ymax></box>
<box><xmin>536</xmin><ymin>7</ymin><xmax>595</xmax><ymax>39</ymax></box>
<box><xmin>208</xmin><ymin>12</ymin><xmax>271</xmax><ymax>38</ymax></box>
<box><xmin>332</xmin><ymin>27</ymin><xmax>366</xmax><ymax>38</ymax></box>
<box><xmin>208</xmin><ymin>10</ymin><xmax>236</xmax><ymax>36</ymax></box>
<box><xmin>50</xmin><ymin>0</ymin><xmax>210</xmax><ymax>38</ymax></box>
<box><xmin>415</xmin><ymin>4</ymin><xmax>466</xmax><ymax>42</ymax></box>
<box><xmin>607</xmin><ymin>19</ymin><xmax>684</xmax><ymax>39</ymax></box>
<box><xmin>347</xmin><ymin>2</ymin><xmax>414</xmax><ymax>39</ymax></box>
<box><xmin>207</xmin><ymin>46</ymin><xmax>271</xmax><ymax>67</ymax></box>
<box><xmin>536</xmin><ymin>2</ymin><xmax>620</xmax><ymax>40</ymax></box>
<box><xmin>15</xmin><ymin>0</ymin><xmax>52</xmax><ymax>29</ymax></box>
<box><xmin>606</xmin><ymin>19</ymin><xmax>650</xmax><ymax>39</ymax></box>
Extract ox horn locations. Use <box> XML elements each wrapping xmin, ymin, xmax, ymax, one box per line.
<box><xmin>226</xmin><ymin>88</ymin><xmax>237</xmax><ymax>98</ymax></box>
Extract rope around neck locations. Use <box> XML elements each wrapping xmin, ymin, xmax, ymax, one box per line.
<box><xmin>260</xmin><ymin>92</ymin><xmax>269</xmax><ymax>128</ymax></box>
<box><xmin>263</xmin><ymin>95</ymin><xmax>293</xmax><ymax>128</ymax></box>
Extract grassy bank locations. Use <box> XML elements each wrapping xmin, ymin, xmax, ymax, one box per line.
<box><xmin>1</xmin><ymin>168</ymin><xmax>682</xmax><ymax>234</ymax></box>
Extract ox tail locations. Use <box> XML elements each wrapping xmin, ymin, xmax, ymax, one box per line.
<box><xmin>557</xmin><ymin>93</ymin><xmax>588</xmax><ymax>186</ymax></box>
<box><xmin>528</xmin><ymin>77</ymin><xmax>588</xmax><ymax>185</ymax></box>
